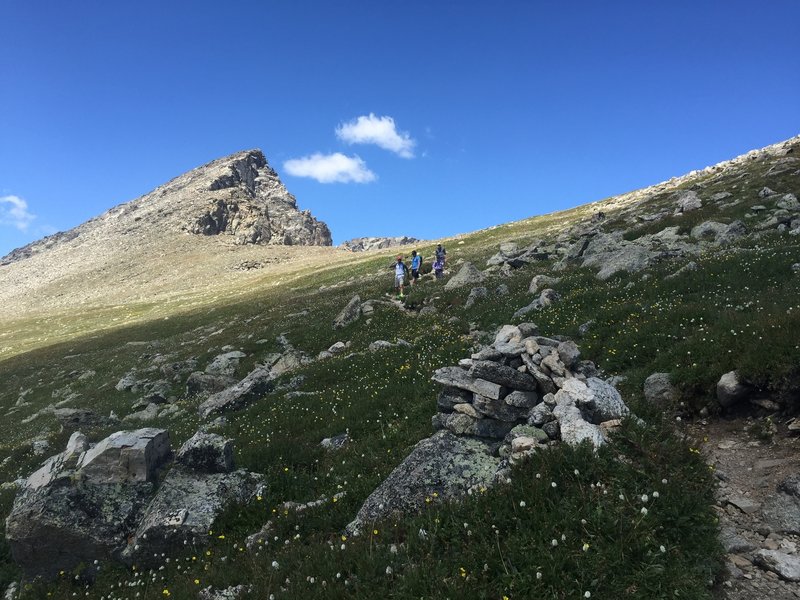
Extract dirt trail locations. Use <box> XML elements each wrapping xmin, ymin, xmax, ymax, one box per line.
<box><xmin>695</xmin><ymin>418</ymin><xmax>800</xmax><ymax>599</ymax></box>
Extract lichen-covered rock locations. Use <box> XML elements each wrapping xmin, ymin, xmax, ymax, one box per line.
<box><xmin>121</xmin><ymin>468</ymin><xmax>262</xmax><ymax>566</ymax></box>
<box><xmin>6</xmin><ymin>429</ymin><xmax>171</xmax><ymax>579</ymax></box>
<box><xmin>442</xmin><ymin>413</ymin><xmax>516</xmax><ymax>438</ymax></box>
<box><xmin>176</xmin><ymin>432</ymin><xmax>234</xmax><ymax>473</ymax></box>
<box><xmin>6</xmin><ymin>476</ymin><xmax>154</xmax><ymax>579</ymax></box>
<box><xmin>345</xmin><ymin>431</ymin><xmax>501</xmax><ymax>535</ymax></box>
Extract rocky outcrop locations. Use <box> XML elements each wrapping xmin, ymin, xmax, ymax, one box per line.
<box><xmin>5</xmin><ymin>429</ymin><xmax>261</xmax><ymax>578</ymax></box>
<box><xmin>184</xmin><ymin>151</ymin><xmax>331</xmax><ymax>246</ymax></box>
<box><xmin>340</xmin><ymin>237</ymin><xmax>419</xmax><ymax>252</ymax></box>
<box><xmin>6</xmin><ymin>429</ymin><xmax>172</xmax><ymax>578</ymax></box>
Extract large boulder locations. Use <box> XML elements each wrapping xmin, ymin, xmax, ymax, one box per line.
<box><xmin>205</xmin><ymin>351</ymin><xmax>246</xmax><ymax>376</ymax></box>
<box><xmin>583</xmin><ymin>245</ymin><xmax>656</xmax><ymax>280</ymax></box>
<box><xmin>444</xmin><ymin>262</ymin><xmax>485</xmax><ymax>290</ymax></box>
<box><xmin>345</xmin><ymin>431</ymin><xmax>501</xmax><ymax>535</ymax></box>
<box><xmin>6</xmin><ymin>429</ymin><xmax>172</xmax><ymax>579</ymax></box>
<box><xmin>77</xmin><ymin>428</ymin><xmax>171</xmax><ymax>484</ymax></box>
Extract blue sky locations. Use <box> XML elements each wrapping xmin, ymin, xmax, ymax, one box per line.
<box><xmin>1</xmin><ymin>1</ymin><xmax>798</xmax><ymax>257</ymax></box>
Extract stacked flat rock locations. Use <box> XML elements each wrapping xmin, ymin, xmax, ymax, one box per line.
<box><xmin>431</xmin><ymin>323</ymin><xmax>629</xmax><ymax>451</ymax></box>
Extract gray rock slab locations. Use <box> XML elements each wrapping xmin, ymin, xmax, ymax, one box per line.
<box><xmin>205</xmin><ymin>351</ymin><xmax>246</xmax><ymax>376</ymax></box>
<box><xmin>442</xmin><ymin>412</ymin><xmax>516</xmax><ymax>438</ymax></box>
<box><xmin>345</xmin><ymin>431</ymin><xmax>500</xmax><ymax>535</ymax></box>
<box><xmin>78</xmin><ymin>429</ymin><xmax>171</xmax><ymax>484</ymax></box>
<box><xmin>753</xmin><ymin>549</ymin><xmax>800</xmax><ymax>582</ymax></box>
<box><xmin>198</xmin><ymin>366</ymin><xmax>273</xmax><ymax>418</ymax></box>
<box><xmin>432</xmin><ymin>367</ymin><xmax>502</xmax><ymax>400</ymax></box>
<box><xmin>468</xmin><ymin>360</ymin><xmax>537</xmax><ymax>391</ymax></box>
<box><xmin>185</xmin><ymin>372</ymin><xmax>239</xmax><ymax>397</ymax></box>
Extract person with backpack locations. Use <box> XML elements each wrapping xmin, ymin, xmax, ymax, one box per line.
<box><xmin>393</xmin><ymin>255</ymin><xmax>409</xmax><ymax>298</ymax></box>
<box><xmin>410</xmin><ymin>250</ymin><xmax>422</xmax><ymax>286</ymax></box>
<box><xmin>433</xmin><ymin>244</ymin><xmax>447</xmax><ymax>279</ymax></box>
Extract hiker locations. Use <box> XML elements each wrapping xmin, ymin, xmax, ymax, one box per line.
<box><xmin>393</xmin><ymin>255</ymin><xmax>409</xmax><ymax>298</ymax></box>
<box><xmin>433</xmin><ymin>244</ymin><xmax>447</xmax><ymax>279</ymax></box>
<box><xmin>410</xmin><ymin>250</ymin><xmax>422</xmax><ymax>286</ymax></box>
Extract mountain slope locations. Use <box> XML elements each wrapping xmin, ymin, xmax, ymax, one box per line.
<box><xmin>0</xmin><ymin>135</ymin><xmax>799</xmax><ymax>599</ymax></box>
<box><xmin>0</xmin><ymin>150</ymin><xmax>335</xmax><ymax>318</ymax></box>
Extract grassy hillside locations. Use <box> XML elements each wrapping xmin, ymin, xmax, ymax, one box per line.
<box><xmin>1</xmin><ymin>137</ymin><xmax>799</xmax><ymax>598</ymax></box>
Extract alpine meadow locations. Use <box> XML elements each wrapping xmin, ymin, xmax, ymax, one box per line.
<box><xmin>0</xmin><ymin>134</ymin><xmax>799</xmax><ymax>600</ymax></box>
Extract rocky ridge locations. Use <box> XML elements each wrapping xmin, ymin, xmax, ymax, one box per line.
<box><xmin>340</xmin><ymin>236</ymin><xmax>420</xmax><ymax>252</ymax></box>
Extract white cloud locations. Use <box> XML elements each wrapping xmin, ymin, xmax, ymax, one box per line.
<box><xmin>0</xmin><ymin>195</ymin><xmax>36</xmax><ymax>231</ymax></box>
<box><xmin>283</xmin><ymin>153</ymin><xmax>377</xmax><ymax>184</ymax></box>
<box><xmin>336</xmin><ymin>113</ymin><xmax>416</xmax><ymax>158</ymax></box>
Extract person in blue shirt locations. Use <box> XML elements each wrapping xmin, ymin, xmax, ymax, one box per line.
<box><xmin>410</xmin><ymin>250</ymin><xmax>422</xmax><ymax>286</ymax></box>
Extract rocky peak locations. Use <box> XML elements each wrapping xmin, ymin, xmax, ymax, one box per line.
<box><xmin>1</xmin><ymin>149</ymin><xmax>332</xmax><ymax>267</ymax></box>
<box><xmin>208</xmin><ymin>150</ymin><xmax>269</xmax><ymax>194</ymax></box>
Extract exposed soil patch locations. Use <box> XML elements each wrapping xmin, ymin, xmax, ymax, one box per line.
<box><xmin>696</xmin><ymin>418</ymin><xmax>800</xmax><ymax>598</ymax></box>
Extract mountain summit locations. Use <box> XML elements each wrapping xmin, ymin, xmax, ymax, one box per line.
<box><xmin>3</xmin><ymin>149</ymin><xmax>331</xmax><ymax>267</ymax></box>
<box><xmin>0</xmin><ymin>150</ymin><xmax>335</xmax><ymax>315</ymax></box>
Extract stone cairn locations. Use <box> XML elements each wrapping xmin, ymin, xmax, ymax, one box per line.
<box><xmin>431</xmin><ymin>323</ymin><xmax>631</xmax><ymax>456</ymax></box>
